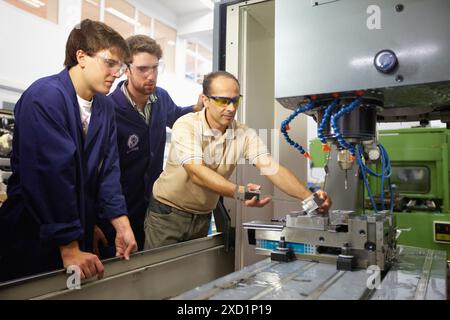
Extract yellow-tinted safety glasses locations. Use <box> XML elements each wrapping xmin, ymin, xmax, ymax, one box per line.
<box><xmin>207</xmin><ymin>95</ymin><xmax>242</xmax><ymax>108</ymax></box>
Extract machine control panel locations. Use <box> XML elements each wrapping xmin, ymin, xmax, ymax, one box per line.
<box><xmin>433</xmin><ymin>221</ymin><xmax>450</xmax><ymax>244</ymax></box>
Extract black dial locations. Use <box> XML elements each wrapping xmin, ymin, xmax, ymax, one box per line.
<box><xmin>374</xmin><ymin>50</ymin><xmax>398</xmax><ymax>74</ymax></box>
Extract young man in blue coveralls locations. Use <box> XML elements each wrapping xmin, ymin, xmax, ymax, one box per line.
<box><xmin>0</xmin><ymin>19</ymin><xmax>137</xmax><ymax>282</ymax></box>
<box><xmin>94</xmin><ymin>35</ymin><xmax>204</xmax><ymax>255</ymax></box>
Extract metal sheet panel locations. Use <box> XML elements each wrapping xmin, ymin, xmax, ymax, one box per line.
<box><xmin>0</xmin><ymin>235</ymin><xmax>234</xmax><ymax>300</ymax></box>
<box><xmin>275</xmin><ymin>0</ymin><xmax>450</xmax><ymax>108</ymax></box>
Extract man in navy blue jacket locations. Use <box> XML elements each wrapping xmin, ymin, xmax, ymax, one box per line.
<box><xmin>97</xmin><ymin>35</ymin><xmax>203</xmax><ymax>253</ymax></box>
<box><xmin>0</xmin><ymin>20</ymin><xmax>137</xmax><ymax>282</ymax></box>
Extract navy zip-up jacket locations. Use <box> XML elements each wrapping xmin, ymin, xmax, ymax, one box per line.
<box><xmin>0</xmin><ymin>69</ymin><xmax>127</xmax><ymax>282</ymax></box>
<box><xmin>105</xmin><ymin>81</ymin><xmax>193</xmax><ymax>250</ymax></box>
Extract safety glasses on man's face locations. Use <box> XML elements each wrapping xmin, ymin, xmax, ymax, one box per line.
<box><xmin>129</xmin><ymin>62</ymin><xmax>164</xmax><ymax>76</ymax></box>
<box><xmin>207</xmin><ymin>95</ymin><xmax>242</xmax><ymax>108</ymax></box>
<box><xmin>93</xmin><ymin>53</ymin><xmax>127</xmax><ymax>77</ymax></box>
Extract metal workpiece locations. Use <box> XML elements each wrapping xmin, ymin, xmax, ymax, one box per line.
<box><xmin>300</xmin><ymin>193</ymin><xmax>322</xmax><ymax>216</ymax></box>
<box><xmin>174</xmin><ymin>246</ymin><xmax>447</xmax><ymax>300</ymax></box>
<box><xmin>0</xmin><ymin>234</ymin><xmax>234</xmax><ymax>300</ymax></box>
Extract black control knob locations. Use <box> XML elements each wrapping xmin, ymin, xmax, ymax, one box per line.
<box><xmin>374</xmin><ymin>49</ymin><xmax>398</xmax><ymax>74</ymax></box>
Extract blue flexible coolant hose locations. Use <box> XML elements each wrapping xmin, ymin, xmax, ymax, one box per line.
<box><xmin>317</xmin><ymin>99</ymin><xmax>339</xmax><ymax>145</ymax></box>
<box><xmin>281</xmin><ymin>100</ymin><xmax>316</xmax><ymax>157</ymax></box>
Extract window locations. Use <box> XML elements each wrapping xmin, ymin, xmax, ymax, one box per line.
<box><xmin>154</xmin><ymin>19</ymin><xmax>177</xmax><ymax>74</ymax></box>
<box><xmin>6</xmin><ymin>0</ymin><xmax>58</xmax><ymax>23</ymax></box>
<box><xmin>79</xmin><ymin>1</ymin><xmax>178</xmax><ymax>75</ymax></box>
<box><xmin>185</xmin><ymin>41</ymin><xmax>212</xmax><ymax>84</ymax></box>
<box><xmin>104</xmin><ymin>0</ymin><xmax>135</xmax><ymax>39</ymax></box>
<box><xmin>391</xmin><ymin>166</ymin><xmax>430</xmax><ymax>194</ymax></box>
<box><xmin>81</xmin><ymin>0</ymin><xmax>100</xmax><ymax>21</ymax></box>
<box><xmin>81</xmin><ymin>0</ymin><xmax>138</xmax><ymax>39</ymax></box>
<box><xmin>186</xmin><ymin>55</ymin><xmax>196</xmax><ymax>82</ymax></box>
<box><xmin>197</xmin><ymin>44</ymin><xmax>212</xmax><ymax>81</ymax></box>
<box><xmin>136</xmin><ymin>11</ymin><xmax>151</xmax><ymax>36</ymax></box>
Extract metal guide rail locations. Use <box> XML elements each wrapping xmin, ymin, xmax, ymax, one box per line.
<box><xmin>174</xmin><ymin>246</ymin><xmax>447</xmax><ymax>300</ymax></box>
<box><xmin>0</xmin><ymin>233</ymin><xmax>234</xmax><ymax>300</ymax></box>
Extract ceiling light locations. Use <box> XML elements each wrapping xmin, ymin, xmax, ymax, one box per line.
<box><xmin>19</xmin><ymin>0</ymin><xmax>45</xmax><ymax>8</ymax></box>
<box><xmin>105</xmin><ymin>7</ymin><xmax>141</xmax><ymax>26</ymax></box>
<box><xmin>85</xmin><ymin>0</ymin><xmax>99</xmax><ymax>6</ymax></box>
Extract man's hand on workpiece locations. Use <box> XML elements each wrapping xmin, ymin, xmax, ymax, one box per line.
<box><xmin>315</xmin><ymin>190</ymin><xmax>332</xmax><ymax>214</ymax></box>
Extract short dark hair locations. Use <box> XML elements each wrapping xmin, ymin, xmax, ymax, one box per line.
<box><xmin>64</xmin><ymin>19</ymin><xmax>130</xmax><ymax>68</ymax></box>
<box><xmin>202</xmin><ymin>71</ymin><xmax>240</xmax><ymax>96</ymax></box>
<box><xmin>126</xmin><ymin>35</ymin><xmax>163</xmax><ymax>60</ymax></box>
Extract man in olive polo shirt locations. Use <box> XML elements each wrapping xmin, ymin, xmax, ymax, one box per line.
<box><xmin>144</xmin><ymin>70</ymin><xmax>331</xmax><ymax>249</ymax></box>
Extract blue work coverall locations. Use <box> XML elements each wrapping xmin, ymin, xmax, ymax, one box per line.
<box><xmin>0</xmin><ymin>69</ymin><xmax>127</xmax><ymax>282</ymax></box>
<box><xmin>101</xmin><ymin>82</ymin><xmax>193</xmax><ymax>251</ymax></box>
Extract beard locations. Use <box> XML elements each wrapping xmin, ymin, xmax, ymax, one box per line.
<box><xmin>140</xmin><ymin>82</ymin><xmax>155</xmax><ymax>95</ymax></box>
<box><xmin>129</xmin><ymin>77</ymin><xmax>155</xmax><ymax>96</ymax></box>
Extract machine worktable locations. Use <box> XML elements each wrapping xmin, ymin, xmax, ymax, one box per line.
<box><xmin>174</xmin><ymin>246</ymin><xmax>447</xmax><ymax>300</ymax></box>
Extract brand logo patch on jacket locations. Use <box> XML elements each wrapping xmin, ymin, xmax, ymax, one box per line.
<box><xmin>127</xmin><ymin>134</ymin><xmax>139</xmax><ymax>153</ymax></box>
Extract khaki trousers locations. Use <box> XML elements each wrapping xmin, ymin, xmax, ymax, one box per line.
<box><xmin>144</xmin><ymin>197</ymin><xmax>212</xmax><ymax>249</ymax></box>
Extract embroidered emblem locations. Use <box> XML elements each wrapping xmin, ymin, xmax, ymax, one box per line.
<box><xmin>127</xmin><ymin>134</ymin><xmax>139</xmax><ymax>150</ymax></box>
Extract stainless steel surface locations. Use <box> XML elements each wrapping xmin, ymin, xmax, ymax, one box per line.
<box><xmin>329</xmin><ymin>210</ymin><xmax>355</xmax><ymax>225</ymax></box>
<box><xmin>243</xmin><ymin>221</ymin><xmax>283</xmax><ymax>231</ymax></box>
<box><xmin>174</xmin><ymin>246</ymin><xmax>447</xmax><ymax>300</ymax></box>
<box><xmin>370</xmin><ymin>246</ymin><xmax>447</xmax><ymax>300</ymax></box>
<box><xmin>0</xmin><ymin>234</ymin><xmax>234</xmax><ymax>300</ymax></box>
<box><xmin>275</xmin><ymin>0</ymin><xmax>450</xmax><ymax>117</ymax></box>
<box><xmin>286</xmin><ymin>214</ymin><xmax>328</xmax><ymax>231</ymax></box>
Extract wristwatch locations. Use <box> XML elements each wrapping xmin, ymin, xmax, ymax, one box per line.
<box><xmin>234</xmin><ymin>185</ymin><xmax>244</xmax><ymax>200</ymax></box>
